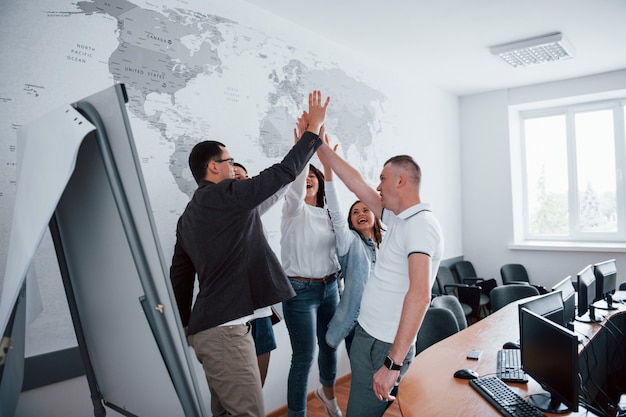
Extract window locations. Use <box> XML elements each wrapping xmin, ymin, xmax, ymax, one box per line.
<box><xmin>519</xmin><ymin>99</ymin><xmax>626</xmax><ymax>243</ymax></box>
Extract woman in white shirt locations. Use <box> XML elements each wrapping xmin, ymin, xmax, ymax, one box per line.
<box><xmin>281</xmin><ymin>152</ymin><xmax>342</xmax><ymax>417</ymax></box>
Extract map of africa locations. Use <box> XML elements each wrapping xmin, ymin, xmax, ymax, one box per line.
<box><xmin>0</xmin><ymin>0</ymin><xmax>394</xmax><ymax>357</ymax></box>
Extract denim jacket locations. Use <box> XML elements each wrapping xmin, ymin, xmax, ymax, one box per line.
<box><xmin>324</xmin><ymin>181</ymin><xmax>377</xmax><ymax>348</ymax></box>
<box><xmin>326</xmin><ymin>231</ymin><xmax>377</xmax><ymax>348</ymax></box>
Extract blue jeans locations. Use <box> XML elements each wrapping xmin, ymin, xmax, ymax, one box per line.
<box><xmin>346</xmin><ymin>325</ymin><xmax>415</xmax><ymax>417</ymax></box>
<box><xmin>251</xmin><ymin>316</ymin><xmax>276</xmax><ymax>355</ymax></box>
<box><xmin>283</xmin><ymin>276</ymin><xmax>340</xmax><ymax>417</ymax></box>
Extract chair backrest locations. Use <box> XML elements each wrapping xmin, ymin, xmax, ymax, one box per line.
<box><xmin>451</xmin><ymin>260</ymin><xmax>478</xmax><ymax>281</ymax></box>
<box><xmin>500</xmin><ymin>263</ymin><xmax>530</xmax><ymax>285</ymax></box>
<box><xmin>436</xmin><ymin>265</ymin><xmax>458</xmax><ymax>290</ymax></box>
<box><xmin>431</xmin><ymin>275</ymin><xmax>443</xmax><ymax>296</ymax></box>
<box><xmin>431</xmin><ymin>295</ymin><xmax>468</xmax><ymax>330</ymax></box>
<box><xmin>619</xmin><ymin>281</ymin><xmax>626</xmax><ymax>291</ymax></box>
<box><xmin>489</xmin><ymin>284</ymin><xmax>540</xmax><ymax>312</ymax></box>
<box><xmin>415</xmin><ymin>307</ymin><xmax>459</xmax><ymax>355</ymax></box>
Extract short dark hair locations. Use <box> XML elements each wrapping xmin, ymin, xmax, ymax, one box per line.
<box><xmin>233</xmin><ymin>162</ymin><xmax>247</xmax><ymax>173</ymax></box>
<box><xmin>188</xmin><ymin>140</ymin><xmax>225</xmax><ymax>184</ymax></box>
<box><xmin>309</xmin><ymin>164</ymin><xmax>326</xmax><ymax>208</ymax></box>
<box><xmin>347</xmin><ymin>200</ymin><xmax>384</xmax><ymax>247</ymax></box>
<box><xmin>384</xmin><ymin>155</ymin><xmax>421</xmax><ymax>185</ymax></box>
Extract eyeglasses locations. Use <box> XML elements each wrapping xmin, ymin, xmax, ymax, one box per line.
<box><xmin>214</xmin><ymin>158</ymin><xmax>234</xmax><ymax>166</ymax></box>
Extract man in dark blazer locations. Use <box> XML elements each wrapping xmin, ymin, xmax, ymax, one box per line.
<box><xmin>170</xmin><ymin>91</ymin><xmax>330</xmax><ymax>417</ymax></box>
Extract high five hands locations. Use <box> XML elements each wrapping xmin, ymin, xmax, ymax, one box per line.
<box><xmin>293</xmin><ymin>90</ymin><xmax>330</xmax><ymax>142</ymax></box>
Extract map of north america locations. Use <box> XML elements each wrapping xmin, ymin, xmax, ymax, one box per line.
<box><xmin>76</xmin><ymin>0</ymin><xmax>386</xmax><ymax>196</ymax></box>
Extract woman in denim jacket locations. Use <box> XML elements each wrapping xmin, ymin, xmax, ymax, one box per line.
<box><xmin>320</xmin><ymin>142</ymin><xmax>384</xmax><ymax>354</ymax></box>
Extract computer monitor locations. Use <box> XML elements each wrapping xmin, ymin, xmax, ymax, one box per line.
<box><xmin>518</xmin><ymin>291</ymin><xmax>565</xmax><ymax>327</ymax></box>
<box><xmin>576</xmin><ymin>265</ymin><xmax>599</xmax><ymax>323</ymax></box>
<box><xmin>551</xmin><ymin>276</ymin><xmax>576</xmax><ymax>327</ymax></box>
<box><xmin>519</xmin><ymin>307</ymin><xmax>579</xmax><ymax>413</ymax></box>
<box><xmin>593</xmin><ymin>259</ymin><xmax>617</xmax><ymax>310</ymax></box>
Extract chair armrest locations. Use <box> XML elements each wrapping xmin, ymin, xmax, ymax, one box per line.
<box><xmin>443</xmin><ymin>283</ymin><xmax>469</xmax><ymax>294</ymax></box>
<box><xmin>463</xmin><ymin>277</ymin><xmax>484</xmax><ymax>285</ymax></box>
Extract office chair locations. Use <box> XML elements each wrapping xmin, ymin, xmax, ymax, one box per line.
<box><xmin>489</xmin><ymin>284</ymin><xmax>540</xmax><ymax>312</ymax></box>
<box><xmin>415</xmin><ymin>307</ymin><xmax>459</xmax><ymax>355</ymax></box>
<box><xmin>500</xmin><ymin>263</ymin><xmax>548</xmax><ymax>294</ymax></box>
<box><xmin>435</xmin><ymin>266</ymin><xmax>482</xmax><ymax>322</ymax></box>
<box><xmin>500</xmin><ymin>263</ymin><xmax>531</xmax><ymax>285</ymax></box>
<box><xmin>619</xmin><ymin>281</ymin><xmax>626</xmax><ymax>291</ymax></box>
<box><xmin>430</xmin><ymin>294</ymin><xmax>468</xmax><ymax>330</ymax></box>
<box><xmin>450</xmin><ymin>260</ymin><xmax>497</xmax><ymax>315</ymax></box>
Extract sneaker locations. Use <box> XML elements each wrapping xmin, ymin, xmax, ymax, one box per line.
<box><xmin>315</xmin><ymin>386</ymin><xmax>342</xmax><ymax>417</ymax></box>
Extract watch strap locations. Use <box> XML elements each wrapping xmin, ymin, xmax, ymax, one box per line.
<box><xmin>384</xmin><ymin>355</ymin><xmax>402</xmax><ymax>371</ymax></box>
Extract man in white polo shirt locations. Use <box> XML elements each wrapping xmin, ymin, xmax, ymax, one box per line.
<box><xmin>317</xmin><ymin>142</ymin><xmax>444</xmax><ymax>417</ymax></box>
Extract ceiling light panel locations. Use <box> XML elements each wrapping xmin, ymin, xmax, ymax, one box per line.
<box><xmin>490</xmin><ymin>32</ymin><xmax>574</xmax><ymax>68</ymax></box>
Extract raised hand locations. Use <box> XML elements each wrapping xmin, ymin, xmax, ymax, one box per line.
<box><xmin>293</xmin><ymin>111</ymin><xmax>309</xmax><ymax>143</ymax></box>
<box><xmin>317</xmin><ymin>126</ymin><xmax>338</xmax><ymax>180</ymax></box>
<box><xmin>317</xmin><ymin>126</ymin><xmax>338</xmax><ymax>167</ymax></box>
<box><xmin>306</xmin><ymin>90</ymin><xmax>330</xmax><ymax>135</ymax></box>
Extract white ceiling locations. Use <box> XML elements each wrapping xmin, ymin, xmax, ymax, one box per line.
<box><xmin>255</xmin><ymin>0</ymin><xmax>626</xmax><ymax>96</ymax></box>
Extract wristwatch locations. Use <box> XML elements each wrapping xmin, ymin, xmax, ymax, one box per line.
<box><xmin>384</xmin><ymin>355</ymin><xmax>402</xmax><ymax>371</ymax></box>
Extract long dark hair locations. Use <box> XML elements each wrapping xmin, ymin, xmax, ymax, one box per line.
<box><xmin>347</xmin><ymin>200</ymin><xmax>384</xmax><ymax>247</ymax></box>
<box><xmin>309</xmin><ymin>164</ymin><xmax>326</xmax><ymax>208</ymax></box>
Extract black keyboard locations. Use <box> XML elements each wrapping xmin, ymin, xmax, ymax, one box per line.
<box><xmin>470</xmin><ymin>376</ymin><xmax>545</xmax><ymax>417</ymax></box>
<box><xmin>497</xmin><ymin>349</ymin><xmax>528</xmax><ymax>383</ymax></box>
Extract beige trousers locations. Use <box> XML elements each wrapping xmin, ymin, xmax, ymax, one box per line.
<box><xmin>189</xmin><ymin>323</ymin><xmax>264</xmax><ymax>417</ymax></box>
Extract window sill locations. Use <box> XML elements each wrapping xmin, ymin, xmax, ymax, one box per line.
<box><xmin>509</xmin><ymin>241</ymin><xmax>626</xmax><ymax>252</ymax></box>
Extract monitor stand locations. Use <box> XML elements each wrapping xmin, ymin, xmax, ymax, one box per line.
<box><xmin>592</xmin><ymin>295</ymin><xmax>618</xmax><ymax>311</ymax></box>
<box><xmin>528</xmin><ymin>392</ymin><xmax>570</xmax><ymax>414</ymax></box>
<box><xmin>574</xmin><ymin>305</ymin><xmax>604</xmax><ymax>324</ymax></box>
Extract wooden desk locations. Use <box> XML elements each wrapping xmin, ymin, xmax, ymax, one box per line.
<box><xmin>397</xmin><ymin>298</ymin><xmax>626</xmax><ymax>417</ymax></box>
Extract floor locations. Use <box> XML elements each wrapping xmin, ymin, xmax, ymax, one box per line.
<box><xmin>268</xmin><ymin>375</ymin><xmax>402</xmax><ymax>417</ymax></box>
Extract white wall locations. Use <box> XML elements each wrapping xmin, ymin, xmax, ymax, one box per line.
<box><xmin>7</xmin><ymin>1</ymin><xmax>462</xmax><ymax>416</ymax></box>
<box><xmin>459</xmin><ymin>69</ymin><xmax>626</xmax><ymax>288</ymax></box>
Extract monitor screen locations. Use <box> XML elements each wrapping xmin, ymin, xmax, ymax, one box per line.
<box><xmin>593</xmin><ymin>259</ymin><xmax>617</xmax><ymax>309</ymax></box>
<box><xmin>577</xmin><ymin>265</ymin><xmax>596</xmax><ymax>320</ymax></box>
<box><xmin>518</xmin><ymin>291</ymin><xmax>565</xmax><ymax>327</ymax></box>
<box><xmin>551</xmin><ymin>276</ymin><xmax>576</xmax><ymax>325</ymax></box>
<box><xmin>520</xmin><ymin>307</ymin><xmax>579</xmax><ymax>413</ymax></box>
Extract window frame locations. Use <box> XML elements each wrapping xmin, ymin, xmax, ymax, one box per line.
<box><xmin>517</xmin><ymin>98</ymin><xmax>626</xmax><ymax>244</ymax></box>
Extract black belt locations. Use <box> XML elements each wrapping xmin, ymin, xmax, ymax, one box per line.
<box><xmin>290</xmin><ymin>273</ymin><xmax>336</xmax><ymax>283</ymax></box>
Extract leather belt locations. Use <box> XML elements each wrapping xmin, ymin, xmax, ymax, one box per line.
<box><xmin>290</xmin><ymin>273</ymin><xmax>336</xmax><ymax>283</ymax></box>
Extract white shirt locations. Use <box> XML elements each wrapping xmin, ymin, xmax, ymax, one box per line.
<box><xmin>358</xmin><ymin>203</ymin><xmax>444</xmax><ymax>343</ymax></box>
<box><xmin>280</xmin><ymin>167</ymin><xmax>340</xmax><ymax>278</ymax></box>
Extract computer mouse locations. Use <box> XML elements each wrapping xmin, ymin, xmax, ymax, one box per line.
<box><xmin>503</xmin><ymin>341</ymin><xmax>520</xmax><ymax>349</ymax></box>
<box><xmin>453</xmin><ymin>368</ymin><xmax>479</xmax><ymax>380</ymax></box>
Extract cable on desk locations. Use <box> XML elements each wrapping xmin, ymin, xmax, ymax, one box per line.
<box><xmin>597</xmin><ymin>320</ymin><xmax>626</xmax><ymax>371</ymax></box>
<box><xmin>579</xmin><ymin>340</ymin><xmax>616</xmax><ymax>415</ymax></box>
<box><xmin>578</xmin><ymin>395</ymin><xmax>609</xmax><ymax>417</ymax></box>
<box><xmin>604</xmin><ymin>318</ymin><xmax>624</xmax><ymax>338</ymax></box>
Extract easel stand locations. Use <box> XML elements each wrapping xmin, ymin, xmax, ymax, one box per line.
<box><xmin>0</xmin><ymin>84</ymin><xmax>207</xmax><ymax>417</ymax></box>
